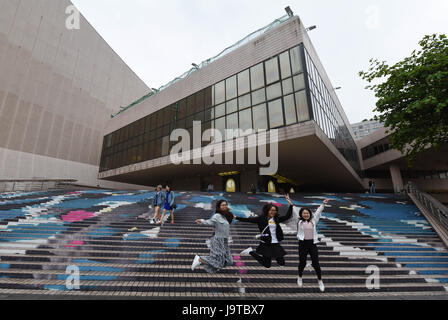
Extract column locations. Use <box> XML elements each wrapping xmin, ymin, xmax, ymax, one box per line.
<box><xmin>389</xmin><ymin>165</ymin><xmax>404</xmax><ymax>193</ymax></box>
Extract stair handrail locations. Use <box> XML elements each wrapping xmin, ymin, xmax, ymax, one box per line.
<box><xmin>405</xmin><ymin>181</ymin><xmax>448</xmax><ymax>232</ymax></box>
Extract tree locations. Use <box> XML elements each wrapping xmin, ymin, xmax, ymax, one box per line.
<box><xmin>359</xmin><ymin>34</ymin><xmax>448</xmax><ymax>163</ymax></box>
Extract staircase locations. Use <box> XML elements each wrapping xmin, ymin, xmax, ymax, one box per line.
<box><xmin>0</xmin><ymin>190</ymin><xmax>447</xmax><ymax>299</ymax></box>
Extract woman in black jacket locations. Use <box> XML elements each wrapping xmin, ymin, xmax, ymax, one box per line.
<box><xmin>235</xmin><ymin>194</ymin><xmax>294</xmax><ymax>268</ymax></box>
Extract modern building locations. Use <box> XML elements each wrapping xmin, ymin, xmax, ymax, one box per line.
<box><xmin>358</xmin><ymin>127</ymin><xmax>448</xmax><ymax>203</ymax></box>
<box><xmin>351</xmin><ymin>119</ymin><xmax>383</xmax><ymax>140</ymax></box>
<box><xmin>0</xmin><ymin>0</ymin><xmax>150</xmax><ymax>189</ymax></box>
<box><xmin>98</xmin><ymin>12</ymin><xmax>364</xmax><ymax>193</ymax></box>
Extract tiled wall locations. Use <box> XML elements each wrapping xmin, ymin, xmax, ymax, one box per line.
<box><xmin>0</xmin><ymin>0</ymin><xmax>149</xmax><ymax>185</ymax></box>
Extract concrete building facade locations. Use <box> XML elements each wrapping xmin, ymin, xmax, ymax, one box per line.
<box><xmin>0</xmin><ymin>0</ymin><xmax>150</xmax><ymax>188</ymax></box>
<box><xmin>98</xmin><ymin>15</ymin><xmax>363</xmax><ymax>193</ymax></box>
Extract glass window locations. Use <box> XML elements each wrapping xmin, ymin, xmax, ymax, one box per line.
<box><xmin>195</xmin><ymin>91</ymin><xmax>204</xmax><ymax>113</ymax></box>
<box><xmin>295</xmin><ymin>90</ymin><xmax>310</xmax><ymax>121</ymax></box>
<box><xmin>284</xmin><ymin>94</ymin><xmax>297</xmax><ymax>125</ymax></box>
<box><xmin>215</xmin><ymin>117</ymin><xmax>226</xmax><ymax>139</ymax></box>
<box><xmin>215</xmin><ymin>80</ymin><xmax>225</xmax><ymax>105</ymax></box>
<box><xmin>238</xmin><ymin>69</ymin><xmax>250</xmax><ymax>95</ymax></box>
<box><xmin>253</xmin><ymin>103</ymin><xmax>268</xmax><ymax>130</ymax></box>
<box><xmin>265</xmin><ymin>57</ymin><xmax>280</xmax><ymax>85</ymax></box>
<box><xmin>238</xmin><ymin>93</ymin><xmax>251</xmax><ymax>110</ymax></box>
<box><xmin>226</xmin><ymin>113</ymin><xmax>239</xmax><ymax>138</ymax></box>
<box><xmin>161</xmin><ymin>136</ymin><xmax>170</xmax><ymax>156</ymax></box>
<box><xmin>204</xmin><ymin>87</ymin><xmax>213</xmax><ymax>108</ymax></box>
<box><xmin>226</xmin><ymin>75</ymin><xmax>237</xmax><ymax>100</ymax></box>
<box><xmin>250</xmin><ymin>63</ymin><xmax>265</xmax><ymax>90</ymax></box>
<box><xmin>279</xmin><ymin>51</ymin><xmax>291</xmax><ymax>79</ymax></box>
<box><xmin>215</xmin><ymin>103</ymin><xmax>226</xmax><ymax>118</ymax></box>
<box><xmin>252</xmin><ymin>88</ymin><xmax>266</xmax><ymax>105</ymax></box>
<box><xmin>293</xmin><ymin>74</ymin><xmax>305</xmax><ymax>91</ymax></box>
<box><xmin>266</xmin><ymin>82</ymin><xmax>282</xmax><ymax>101</ymax></box>
<box><xmin>268</xmin><ymin>99</ymin><xmax>284</xmax><ymax>128</ymax></box>
<box><xmin>290</xmin><ymin>46</ymin><xmax>303</xmax><ymax>75</ymax></box>
<box><xmin>239</xmin><ymin>108</ymin><xmax>252</xmax><ymax>132</ymax></box>
<box><xmin>177</xmin><ymin>100</ymin><xmax>187</xmax><ymax>119</ymax></box>
<box><xmin>282</xmin><ymin>78</ymin><xmax>293</xmax><ymax>95</ymax></box>
<box><xmin>226</xmin><ymin>99</ymin><xmax>238</xmax><ymax>114</ymax></box>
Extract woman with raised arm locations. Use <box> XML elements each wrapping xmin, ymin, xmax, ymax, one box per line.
<box><xmin>191</xmin><ymin>200</ymin><xmax>234</xmax><ymax>274</ymax></box>
<box><xmin>296</xmin><ymin>198</ymin><xmax>330</xmax><ymax>292</ymax></box>
<box><xmin>236</xmin><ymin>194</ymin><xmax>294</xmax><ymax>268</ymax></box>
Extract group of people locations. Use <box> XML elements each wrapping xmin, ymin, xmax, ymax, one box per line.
<box><xmin>191</xmin><ymin>194</ymin><xmax>329</xmax><ymax>292</ymax></box>
<box><xmin>150</xmin><ymin>185</ymin><xmax>176</xmax><ymax>225</ymax></box>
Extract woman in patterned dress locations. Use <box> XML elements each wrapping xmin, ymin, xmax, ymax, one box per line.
<box><xmin>191</xmin><ymin>200</ymin><xmax>234</xmax><ymax>274</ymax></box>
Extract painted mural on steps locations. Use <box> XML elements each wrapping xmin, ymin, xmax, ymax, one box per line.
<box><xmin>0</xmin><ymin>189</ymin><xmax>447</xmax><ymax>295</ymax></box>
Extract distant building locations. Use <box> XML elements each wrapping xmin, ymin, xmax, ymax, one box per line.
<box><xmin>351</xmin><ymin>120</ymin><xmax>383</xmax><ymax>140</ymax></box>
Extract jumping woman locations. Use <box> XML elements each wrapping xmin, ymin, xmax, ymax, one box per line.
<box><xmin>191</xmin><ymin>200</ymin><xmax>234</xmax><ymax>274</ymax></box>
<box><xmin>237</xmin><ymin>194</ymin><xmax>294</xmax><ymax>268</ymax></box>
<box><xmin>296</xmin><ymin>198</ymin><xmax>330</xmax><ymax>292</ymax></box>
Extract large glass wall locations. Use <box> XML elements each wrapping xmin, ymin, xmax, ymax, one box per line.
<box><xmin>303</xmin><ymin>47</ymin><xmax>360</xmax><ymax>173</ymax></box>
<box><xmin>100</xmin><ymin>45</ymin><xmax>310</xmax><ymax>172</ymax></box>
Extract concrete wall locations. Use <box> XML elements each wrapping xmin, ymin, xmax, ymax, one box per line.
<box><xmin>0</xmin><ymin>0</ymin><xmax>149</xmax><ymax>187</ymax></box>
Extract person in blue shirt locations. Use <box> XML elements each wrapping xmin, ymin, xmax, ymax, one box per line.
<box><xmin>151</xmin><ymin>185</ymin><xmax>165</xmax><ymax>224</ymax></box>
<box><xmin>159</xmin><ymin>185</ymin><xmax>176</xmax><ymax>225</ymax></box>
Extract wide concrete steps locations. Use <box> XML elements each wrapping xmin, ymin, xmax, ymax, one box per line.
<box><xmin>1</xmin><ymin>190</ymin><xmax>448</xmax><ymax>298</ymax></box>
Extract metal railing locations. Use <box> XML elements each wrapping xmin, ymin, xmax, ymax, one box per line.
<box><xmin>0</xmin><ymin>179</ymin><xmax>77</xmax><ymax>193</ymax></box>
<box><xmin>406</xmin><ymin>181</ymin><xmax>448</xmax><ymax>235</ymax></box>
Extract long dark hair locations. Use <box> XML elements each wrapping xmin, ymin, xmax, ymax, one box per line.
<box><xmin>215</xmin><ymin>200</ymin><xmax>233</xmax><ymax>224</ymax></box>
<box><xmin>261</xmin><ymin>203</ymin><xmax>279</xmax><ymax>222</ymax></box>
<box><xmin>299</xmin><ymin>207</ymin><xmax>313</xmax><ymax>222</ymax></box>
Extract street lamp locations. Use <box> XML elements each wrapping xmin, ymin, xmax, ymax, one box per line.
<box><xmin>285</xmin><ymin>6</ymin><xmax>294</xmax><ymax>17</ymax></box>
<box><xmin>306</xmin><ymin>25</ymin><xmax>317</xmax><ymax>32</ymax></box>
<box><xmin>334</xmin><ymin>87</ymin><xmax>342</xmax><ymax>91</ymax></box>
<box><xmin>192</xmin><ymin>63</ymin><xmax>199</xmax><ymax>70</ymax></box>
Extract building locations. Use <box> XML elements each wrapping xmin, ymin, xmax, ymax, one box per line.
<box><xmin>351</xmin><ymin>119</ymin><xmax>383</xmax><ymax>140</ymax></box>
<box><xmin>98</xmin><ymin>13</ymin><xmax>364</xmax><ymax>193</ymax></box>
<box><xmin>358</xmin><ymin>127</ymin><xmax>448</xmax><ymax>203</ymax></box>
<box><xmin>0</xmin><ymin>0</ymin><xmax>150</xmax><ymax>189</ymax></box>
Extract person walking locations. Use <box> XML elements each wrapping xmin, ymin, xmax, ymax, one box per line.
<box><xmin>191</xmin><ymin>200</ymin><xmax>235</xmax><ymax>274</ymax></box>
<box><xmin>237</xmin><ymin>194</ymin><xmax>294</xmax><ymax>268</ymax></box>
<box><xmin>150</xmin><ymin>185</ymin><xmax>165</xmax><ymax>224</ymax></box>
<box><xmin>296</xmin><ymin>199</ymin><xmax>330</xmax><ymax>292</ymax></box>
<box><xmin>159</xmin><ymin>185</ymin><xmax>176</xmax><ymax>225</ymax></box>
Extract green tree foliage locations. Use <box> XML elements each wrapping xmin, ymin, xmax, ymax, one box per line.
<box><xmin>359</xmin><ymin>34</ymin><xmax>448</xmax><ymax>162</ymax></box>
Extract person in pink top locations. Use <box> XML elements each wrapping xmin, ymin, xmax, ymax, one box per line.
<box><xmin>296</xmin><ymin>199</ymin><xmax>330</xmax><ymax>292</ymax></box>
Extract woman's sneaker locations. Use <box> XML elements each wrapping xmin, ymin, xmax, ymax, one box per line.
<box><xmin>240</xmin><ymin>247</ymin><xmax>253</xmax><ymax>255</ymax></box>
<box><xmin>191</xmin><ymin>255</ymin><xmax>201</xmax><ymax>271</ymax></box>
<box><xmin>318</xmin><ymin>280</ymin><xmax>325</xmax><ymax>292</ymax></box>
<box><xmin>297</xmin><ymin>277</ymin><xmax>303</xmax><ymax>287</ymax></box>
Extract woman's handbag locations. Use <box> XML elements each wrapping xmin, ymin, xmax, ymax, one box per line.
<box><xmin>255</xmin><ymin>225</ymin><xmax>269</xmax><ymax>240</ymax></box>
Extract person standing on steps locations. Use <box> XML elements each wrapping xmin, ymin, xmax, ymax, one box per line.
<box><xmin>296</xmin><ymin>198</ymin><xmax>330</xmax><ymax>293</ymax></box>
<box><xmin>151</xmin><ymin>185</ymin><xmax>165</xmax><ymax>224</ymax></box>
<box><xmin>159</xmin><ymin>185</ymin><xmax>176</xmax><ymax>225</ymax></box>
<box><xmin>191</xmin><ymin>200</ymin><xmax>235</xmax><ymax>274</ymax></box>
<box><xmin>237</xmin><ymin>194</ymin><xmax>294</xmax><ymax>268</ymax></box>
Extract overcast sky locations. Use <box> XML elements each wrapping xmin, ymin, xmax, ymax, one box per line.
<box><xmin>71</xmin><ymin>0</ymin><xmax>448</xmax><ymax>124</ymax></box>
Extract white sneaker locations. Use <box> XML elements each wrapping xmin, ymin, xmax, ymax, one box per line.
<box><xmin>191</xmin><ymin>255</ymin><xmax>201</xmax><ymax>271</ymax></box>
<box><xmin>150</xmin><ymin>219</ymin><xmax>155</xmax><ymax>224</ymax></box>
<box><xmin>240</xmin><ymin>247</ymin><xmax>253</xmax><ymax>255</ymax></box>
<box><xmin>318</xmin><ymin>280</ymin><xmax>325</xmax><ymax>292</ymax></box>
<box><xmin>297</xmin><ymin>277</ymin><xmax>303</xmax><ymax>287</ymax></box>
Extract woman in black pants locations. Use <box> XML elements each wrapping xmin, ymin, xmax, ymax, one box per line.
<box><xmin>296</xmin><ymin>199</ymin><xmax>329</xmax><ymax>292</ymax></box>
<box><xmin>236</xmin><ymin>194</ymin><xmax>294</xmax><ymax>268</ymax></box>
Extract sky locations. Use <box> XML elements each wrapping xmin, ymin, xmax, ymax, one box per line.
<box><xmin>71</xmin><ymin>0</ymin><xmax>448</xmax><ymax>124</ymax></box>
